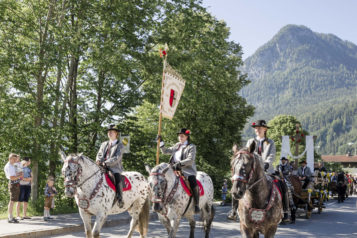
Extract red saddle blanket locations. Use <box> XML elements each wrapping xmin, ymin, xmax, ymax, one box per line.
<box><xmin>273</xmin><ymin>179</ymin><xmax>282</xmax><ymax>200</ymax></box>
<box><xmin>180</xmin><ymin>177</ymin><xmax>204</xmax><ymax>197</ymax></box>
<box><xmin>105</xmin><ymin>174</ymin><xmax>132</xmax><ymax>192</ymax></box>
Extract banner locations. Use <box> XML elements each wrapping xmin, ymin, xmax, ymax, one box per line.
<box><xmin>120</xmin><ymin>135</ymin><xmax>130</xmax><ymax>153</ymax></box>
<box><xmin>161</xmin><ymin>64</ymin><xmax>185</xmax><ymax>120</ymax></box>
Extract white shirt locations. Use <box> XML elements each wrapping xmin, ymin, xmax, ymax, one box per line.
<box><xmin>4</xmin><ymin>162</ymin><xmax>16</xmax><ymax>180</ymax></box>
<box><xmin>110</xmin><ymin>139</ymin><xmax>118</xmax><ymax>146</ymax></box>
<box><xmin>173</xmin><ymin>141</ymin><xmax>188</xmax><ymax>163</ymax></box>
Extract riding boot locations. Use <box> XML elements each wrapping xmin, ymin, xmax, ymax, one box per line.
<box><xmin>114</xmin><ymin>173</ymin><xmax>124</xmax><ymax>208</ymax></box>
<box><xmin>290</xmin><ymin>209</ymin><xmax>296</xmax><ymax>224</ymax></box>
<box><xmin>193</xmin><ymin>185</ymin><xmax>200</xmax><ymax>214</ymax></box>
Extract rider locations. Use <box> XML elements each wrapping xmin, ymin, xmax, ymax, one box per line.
<box><xmin>96</xmin><ymin>124</ymin><xmax>124</xmax><ymax>208</ymax></box>
<box><xmin>276</xmin><ymin>157</ymin><xmax>296</xmax><ymax>223</ymax></box>
<box><xmin>297</xmin><ymin>160</ymin><xmax>312</xmax><ymax>189</ymax></box>
<box><xmin>159</xmin><ymin>128</ymin><xmax>200</xmax><ymax>214</ymax></box>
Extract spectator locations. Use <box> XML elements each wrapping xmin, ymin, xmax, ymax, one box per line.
<box><xmin>44</xmin><ymin>176</ymin><xmax>57</xmax><ymax>221</ymax></box>
<box><xmin>221</xmin><ymin>179</ymin><xmax>228</xmax><ymax>206</ymax></box>
<box><xmin>4</xmin><ymin>153</ymin><xmax>22</xmax><ymax>223</ymax></box>
<box><xmin>16</xmin><ymin>157</ymin><xmax>32</xmax><ymax>220</ymax></box>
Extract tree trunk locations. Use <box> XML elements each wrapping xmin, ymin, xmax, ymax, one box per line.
<box><xmin>91</xmin><ymin>71</ymin><xmax>105</xmax><ymax>151</ymax></box>
<box><xmin>68</xmin><ymin>56</ymin><xmax>79</xmax><ymax>153</ymax></box>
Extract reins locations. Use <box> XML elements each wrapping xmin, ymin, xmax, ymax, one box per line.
<box><xmin>231</xmin><ymin>150</ymin><xmax>263</xmax><ymax>190</ymax></box>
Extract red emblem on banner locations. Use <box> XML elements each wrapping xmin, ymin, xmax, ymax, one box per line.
<box><xmin>169</xmin><ymin>89</ymin><xmax>175</xmax><ymax>107</ymax></box>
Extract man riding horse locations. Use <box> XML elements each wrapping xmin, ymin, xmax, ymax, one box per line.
<box><xmin>96</xmin><ymin>124</ymin><xmax>125</xmax><ymax>208</ymax></box>
<box><xmin>159</xmin><ymin>128</ymin><xmax>200</xmax><ymax>214</ymax></box>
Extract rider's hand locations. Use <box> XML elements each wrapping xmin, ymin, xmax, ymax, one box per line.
<box><xmin>172</xmin><ymin>162</ymin><xmax>181</xmax><ymax>171</ymax></box>
<box><xmin>156</xmin><ymin>135</ymin><xmax>162</xmax><ymax>141</ymax></box>
<box><xmin>96</xmin><ymin>161</ymin><xmax>101</xmax><ymax>165</ymax></box>
<box><xmin>264</xmin><ymin>162</ymin><xmax>269</xmax><ymax>171</ymax></box>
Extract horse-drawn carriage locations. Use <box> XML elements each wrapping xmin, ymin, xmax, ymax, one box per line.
<box><xmin>289</xmin><ymin>171</ymin><xmax>325</xmax><ymax>219</ymax></box>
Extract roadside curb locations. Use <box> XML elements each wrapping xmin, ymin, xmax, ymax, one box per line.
<box><xmin>0</xmin><ymin>213</ymin><xmax>158</xmax><ymax>238</ymax></box>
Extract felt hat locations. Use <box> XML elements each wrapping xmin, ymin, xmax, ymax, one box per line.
<box><xmin>177</xmin><ymin>128</ymin><xmax>191</xmax><ymax>135</ymax></box>
<box><xmin>106</xmin><ymin>124</ymin><xmax>120</xmax><ymax>132</ymax></box>
<box><xmin>251</xmin><ymin>120</ymin><xmax>270</xmax><ymax>128</ymax></box>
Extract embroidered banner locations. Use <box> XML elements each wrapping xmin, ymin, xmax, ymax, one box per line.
<box><xmin>161</xmin><ymin>64</ymin><xmax>185</xmax><ymax>120</ymax></box>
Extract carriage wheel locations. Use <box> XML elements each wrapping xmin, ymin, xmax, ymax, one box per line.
<box><xmin>318</xmin><ymin>196</ymin><xmax>323</xmax><ymax>214</ymax></box>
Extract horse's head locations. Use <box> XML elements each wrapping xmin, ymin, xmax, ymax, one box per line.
<box><xmin>146</xmin><ymin>163</ymin><xmax>173</xmax><ymax>212</ymax></box>
<box><xmin>231</xmin><ymin>142</ymin><xmax>257</xmax><ymax>200</ymax></box>
<box><xmin>60</xmin><ymin>151</ymin><xmax>84</xmax><ymax>197</ymax></box>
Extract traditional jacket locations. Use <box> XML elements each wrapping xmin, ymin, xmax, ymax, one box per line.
<box><xmin>297</xmin><ymin>166</ymin><xmax>312</xmax><ymax>178</ymax></box>
<box><xmin>96</xmin><ymin>140</ymin><xmax>124</xmax><ymax>174</ymax></box>
<box><xmin>161</xmin><ymin>142</ymin><xmax>197</xmax><ymax>177</ymax></box>
<box><xmin>246</xmin><ymin>138</ymin><xmax>276</xmax><ymax>174</ymax></box>
<box><xmin>277</xmin><ymin>162</ymin><xmax>293</xmax><ymax>178</ymax></box>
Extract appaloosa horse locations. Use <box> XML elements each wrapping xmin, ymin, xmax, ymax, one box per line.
<box><xmin>146</xmin><ymin>163</ymin><xmax>215</xmax><ymax>238</ymax></box>
<box><xmin>231</xmin><ymin>143</ymin><xmax>282</xmax><ymax>238</ymax></box>
<box><xmin>61</xmin><ymin>152</ymin><xmax>150</xmax><ymax>238</ymax></box>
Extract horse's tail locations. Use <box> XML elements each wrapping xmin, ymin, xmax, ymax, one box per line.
<box><xmin>137</xmin><ymin>195</ymin><xmax>150</xmax><ymax>236</ymax></box>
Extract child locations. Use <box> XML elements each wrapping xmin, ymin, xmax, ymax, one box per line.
<box><xmin>44</xmin><ymin>176</ymin><xmax>57</xmax><ymax>221</ymax></box>
<box><xmin>221</xmin><ymin>179</ymin><xmax>228</xmax><ymax>206</ymax></box>
<box><xmin>17</xmin><ymin>157</ymin><xmax>32</xmax><ymax>220</ymax></box>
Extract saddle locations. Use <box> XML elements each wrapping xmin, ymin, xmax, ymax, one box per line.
<box><xmin>105</xmin><ymin>170</ymin><xmax>131</xmax><ymax>192</ymax></box>
<box><xmin>179</xmin><ymin>175</ymin><xmax>204</xmax><ymax>197</ymax></box>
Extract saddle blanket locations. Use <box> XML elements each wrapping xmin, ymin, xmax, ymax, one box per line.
<box><xmin>180</xmin><ymin>177</ymin><xmax>204</xmax><ymax>196</ymax></box>
<box><xmin>105</xmin><ymin>174</ymin><xmax>132</xmax><ymax>192</ymax></box>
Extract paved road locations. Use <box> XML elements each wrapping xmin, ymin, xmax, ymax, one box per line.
<box><xmin>55</xmin><ymin>196</ymin><xmax>357</xmax><ymax>237</ymax></box>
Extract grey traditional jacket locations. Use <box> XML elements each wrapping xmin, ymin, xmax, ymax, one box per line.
<box><xmin>246</xmin><ymin>138</ymin><xmax>276</xmax><ymax>174</ymax></box>
<box><xmin>297</xmin><ymin>166</ymin><xmax>312</xmax><ymax>178</ymax></box>
<box><xmin>161</xmin><ymin>142</ymin><xmax>197</xmax><ymax>177</ymax></box>
<box><xmin>96</xmin><ymin>140</ymin><xmax>124</xmax><ymax>174</ymax></box>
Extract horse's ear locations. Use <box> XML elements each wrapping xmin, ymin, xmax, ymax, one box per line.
<box><xmin>59</xmin><ymin>150</ymin><xmax>66</xmax><ymax>162</ymax></box>
<box><xmin>248</xmin><ymin>141</ymin><xmax>256</xmax><ymax>154</ymax></box>
<box><xmin>232</xmin><ymin>144</ymin><xmax>239</xmax><ymax>154</ymax></box>
<box><xmin>145</xmin><ymin>164</ymin><xmax>151</xmax><ymax>174</ymax></box>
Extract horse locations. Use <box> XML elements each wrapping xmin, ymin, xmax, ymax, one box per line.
<box><xmin>145</xmin><ymin>163</ymin><xmax>215</xmax><ymax>238</ymax></box>
<box><xmin>231</xmin><ymin>143</ymin><xmax>282</xmax><ymax>238</ymax></box>
<box><xmin>60</xmin><ymin>151</ymin><xmax>150</xmax><ymax>238</ymax></box>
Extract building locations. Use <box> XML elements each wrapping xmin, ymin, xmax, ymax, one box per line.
<box><xmin>321</xmin><ymin>155</ymin><xmax>357</xmax><ymax>168</ymax></box>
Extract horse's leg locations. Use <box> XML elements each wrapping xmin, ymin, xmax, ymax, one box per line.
<box><xmin>158</xmin><ymin>214</ymin><xmax>172</xmax><ymax>235</ymax></box>
<box><xmin>92</xmin><ymin>212</ymin><xmax>107</xmax><ymax>238</ymax></box>
<box><xmin>264</xmin><ymin>225</ymin><xmax>278</xmax><ymax>238</ymax></box>
<box><xmin>79</xmin><ymin>209</ymin><xmax>92</xmax><ymax>238</ymax></box>
<box><xmin>240</xmin><ymin>223</ymin><xmax>252</xmax><ymax>238</ymax></box>
<box><xmin>169</xmin><ymin>218</ymin><xmax>181</xmax><ymax>238</ymax></box>
<box><xmin>187</xmin><ymin>215</ymin><xmax>195</xmax><ymax>238</ymax></box>
<box><xmin>126</xmin><ymin>201</ymin><xmax>141</xmax><ymax>238</ymax></box>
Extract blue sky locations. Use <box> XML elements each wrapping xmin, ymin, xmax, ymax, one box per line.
<box><xmin>202</xmin><ymin>0</ymin><xmax>357</xmax><ymax>59</ymax></box>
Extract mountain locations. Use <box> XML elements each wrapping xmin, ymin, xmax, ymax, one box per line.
<box><xmin>241</xmin><ymin>24</ymin><xmax>357</xmax><ymax>154</ymax></box>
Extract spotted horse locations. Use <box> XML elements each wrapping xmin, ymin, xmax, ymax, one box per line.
<box><xmin>146</xmin><ymin>163</ymin><xmax>215</xmax><ymax>238</ymax></box>
<box><xmin>60</xmin><ymin>151</ymin><xmax>150</xmax><ymax>238</ymax></box>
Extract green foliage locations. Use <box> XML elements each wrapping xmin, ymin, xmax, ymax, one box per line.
<box><xmin>0</xmin><ymin>0</ymin><xmax>253</xmax><ymax>210</ymax></box>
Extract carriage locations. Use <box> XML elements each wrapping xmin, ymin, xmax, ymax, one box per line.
<box><xmin>290</xmin><ymin>172</ymin><xmax>324</xmax><ymax>219</ymax></box>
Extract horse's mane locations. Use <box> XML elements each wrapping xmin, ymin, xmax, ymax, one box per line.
<box><xmin>151</xmin><ymin>162</ymin><xmax>170</xmax><ymax>174</ymax></box>
<box><xmin>67</xmin><ymin>153</ymin><xmax>96</xmax><ymax>165</ymax></box>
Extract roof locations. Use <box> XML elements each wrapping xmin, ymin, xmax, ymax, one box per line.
<box><xmin>322</xmin><ymin>155</ymin><xmax>357</xmax><ymax>163</ymax></box>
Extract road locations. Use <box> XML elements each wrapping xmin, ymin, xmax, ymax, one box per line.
<box><xmin>55</xmin><ymin>196</ymin><xmax>357</xmax><ymax>237</ymax></box>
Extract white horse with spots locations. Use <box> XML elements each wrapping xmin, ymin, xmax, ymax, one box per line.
<box><xmin>146</xmin><ymin>163</ymin><xmax>215</xmax><ymax>238</ymax></box>
<box><xmin>60</xmin><ymin>152</ymin><xmax>150</xmax><ymax>238</ymax></box>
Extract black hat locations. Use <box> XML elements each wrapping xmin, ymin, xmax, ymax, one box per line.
<box><xmin>23</xmin><ymin>157</ymin><xmax>31</xmax><ymax>161</ymax></box>
<box><xmin>300</xmin><ymin>160</ymin><xmax>307</xmax><ymax>164</ymax></box>
<box><xmin>177</xmin><ymin>128</ymin><xmax>191</xmax><ymax>135</ymax></box>
<box><xmin>251</xmin><ymin>120</ymin><xmax>270</xmax><ymax>128</ymax></box>
<box><xmin>281</xmin><ymin>157</ymin><xmax>288</xmax><ymax>161</ymax></box>
<box><xmin>106</xmin><ymin>124</ymin><xmax>120</xmax><ymax>132</ymax></box>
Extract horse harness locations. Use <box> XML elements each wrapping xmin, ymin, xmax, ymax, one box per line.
<box><xmin>150</xmin><ymin>169</ymin><xmax>192</xmax><ymax>217</ymax></box>
<box><xmin>64</xmin><ymin>157</ymin><xmax>104</xmax><ymax>210</ymax></box>
<box><xmin>231</xmin><ymin>150</ymin><xmax>264</xmax><ymax>191</ymax></box>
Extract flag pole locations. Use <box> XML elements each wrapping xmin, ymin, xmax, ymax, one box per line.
<box><xmin>156</xmin><ymin>47</ymin><xmax>167</xmax><ymax>165</ymax></box>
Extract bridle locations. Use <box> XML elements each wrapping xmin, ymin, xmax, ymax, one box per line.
<box><xmin>231</xmin><ymin>150</ymin><xmax>263</xmax><ymax>190</ymax></box>
<box><xmin>63</xmin><ymin>156</ymin><xmax>101</xmax><ymax>191</ymax></box>
<box><xmin>150</xmin><ymin>172</ymin><xmax>168</xmax><ymax>203</ymax></box>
